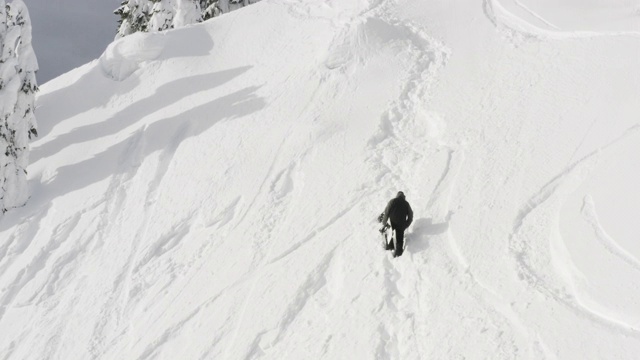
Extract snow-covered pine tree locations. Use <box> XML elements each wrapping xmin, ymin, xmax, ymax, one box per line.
<box><xmin>148</xmin><ymin>0</ymin><xmax>176</xmax><ymax>32</ymax></box>
<box><xmin>216</xmin><ymin>0</ymin><xmax>231</xmax><ymax>14</ymax></box>
<box><xmin>115</xmin><ymin>0</ymin><xmax>260</xmax><ymax>37</ymax></box>
<box><xmin>216</xmin><ymin>0</ymin><xmax>260</xmax><ymax>15</ymax></box>
<box><xmin>0</xmin><ymin>0</ymin><xmax>37</xmax><ymax>212</ymax></box>
<box><xmin>0</xmin><ymin>4</ymin><xmax>13</xmax><ymax>215</ymax></box>
<box><xmin>9</xmin><ymin>0</ymin><xmax>37</xmax><ymax>140</ymax></box>
<box><xmin>200</xmin><ymin>0</ymin><xmax>220</xmax><ymax>21</ymax></box>
<box><xmin>173</xmin><ymin>0</ymin><xmax>201</xmax><ymax>28</ymax></box>
<box><xmin>115</xmin><ymin>0</ymin><xmax>152</xmax><ymax>38</ymax></box>
<box><xmin>0</xmin><ymin>0</ymin><xmax>19</xmax><ymax>212</ymax></box>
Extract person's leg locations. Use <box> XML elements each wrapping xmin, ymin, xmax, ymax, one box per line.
<box><xmin>385</xmin><ymin>228</ymin><xmax>395</xmax><ymax>250</ymax></box>
<box><xmin>394</xmin><ymin>226</ymin><xmax>405</xmax><ymax>257</ymax></box>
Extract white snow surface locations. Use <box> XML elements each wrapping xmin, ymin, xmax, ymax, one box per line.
<box><xmin>2</xmin><ymin>0</ymin><xmax>640</xmax><ymax>358</ymax></box>
<box><xmin>100</xmin><ymin>32</ymin><xmax>166</xmax><ymax>81</ymax></box>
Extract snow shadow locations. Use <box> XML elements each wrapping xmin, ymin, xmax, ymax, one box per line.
<box><xmin>1</xmin><ymin>79</ymin><xmax>264</xmax><ymax>231</ymax></box>
<box><xmin>35</xmin><ymin>66</ymin><xmax>141</xmax><ymax>138</ymax></box>
<box><xmin>159</xmin><ymin>26</ymin><xmax>216</xmax><ymax>59</ymax></box>
<box><xmin>32</xmin><ymin>67</ymin><xmax>251</xmax><ymax>163</ymax></box>
<box><xmin>35</xmin><ymin>27</ymin><xmax>215</xmax><ymax>139</ymax></box>
<box><xmin>406</xmin><ymin>214</ymin><xmax>451</xmax><ymax>253</ymax></box>
<box><xmin>42</xmin><ymin>85</ymin><xmax>262</xmax><ymax>198</ymax></box>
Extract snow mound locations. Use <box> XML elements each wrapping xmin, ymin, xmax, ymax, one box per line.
<box><xmin>100</xmin><ymin>32</ymin><xmax>166</xmax><ymax>81</ymax></box>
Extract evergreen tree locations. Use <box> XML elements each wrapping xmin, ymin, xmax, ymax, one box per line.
<box><xmin>216</xmin><ymin>0</ymin><xmax>259</xmax><ymax>16</ymax></box>
<box><xmin>115</xmin><ymin>0</ymin><xmax>151</xmax><ymax>38</ymax></box>
<box><xmin>148</xmin><ymin>0</ymin><xmax>175</xmax><ymax>32</ymax></box>
<box><xmin>0</xmin><ymin>0</ymin><xmax>20</xmax><ymax>213</ymax></box>
<box><xmin>173</xmin><ymin>0</ymin><xmax>201</xmax><ymax>28</ymax></box>
<box><xmin>200</xmin><ymin>0</ymin><xmax>220</xmax><ymax>21</ymax></box>
<box><xmin>115</xmin><ymin>0</ymin><xmax>260</xmax><ymax>37</ymax></box>
<box><xmin>9</xmin><ymin>0</ymin><xmax>37</xmax><ymax>139</ymax></box>
<box><xmin>0</xmin><ymin>0</ymin><xmax>37</xmax><ymax>212</ymax></box>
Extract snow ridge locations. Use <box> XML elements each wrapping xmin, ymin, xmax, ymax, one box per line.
<box><xmin>485</xmin><ymin>0</ymin><xmax>640</xmax><ymax>41</ymax></box>
<box><xmin>509</xmin><ymin>124</ymin><xmax>640</xmax><ymax>336</ymax></box>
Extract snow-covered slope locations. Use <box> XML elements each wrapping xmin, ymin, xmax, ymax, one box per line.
<box><xmin>2</xmin><ymin>0</ymin><xmax>640</xmax><ymax>358</ymax></box>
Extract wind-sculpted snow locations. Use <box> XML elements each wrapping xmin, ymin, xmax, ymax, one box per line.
<box><xmin>1</xmin><ymin>0</ymin><xmax>640</xmax><ymax>358</ymax></box>
<box><xmin>100</xmin><ymin>32</ymin><xmax>166</xmax><ymax>81</ymax></box>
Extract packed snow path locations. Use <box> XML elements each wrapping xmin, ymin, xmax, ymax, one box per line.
<box><xmin>1</xmin><ymin>0</ymin><xmax>640</xmax><ymax>359</ymax></box>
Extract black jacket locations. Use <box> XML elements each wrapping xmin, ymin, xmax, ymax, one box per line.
<box><xmin>383</xmin><ymin>194</ymin><xmax>413</xmax><ymax>228</ymax></box>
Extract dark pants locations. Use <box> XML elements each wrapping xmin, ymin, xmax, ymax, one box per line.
<box><xmin>390</xmin><ymin>222</ymin><xmax>405</xmax><ymax>257</ymax></box>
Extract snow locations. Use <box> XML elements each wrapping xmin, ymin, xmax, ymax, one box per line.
<box><xmin>496</xmin><ymin>0</ymin><xmax>640</xmax><ymax>33</ymax></box>
<box><xmin>149</xmin><ymin>0</ymin><xmax>176</xmax><ymax>32</ymax></box>
<box><xmin>100</xmin><ymin>32</ymin><xmax>166</xmax><ymax>80</ymax></box>
<box><xmin>1</xmin><ymin>0</ymin><xmax>640</xmax><ymax>358</ymax></box>
<box><xmin>172</xmin><ymin>0</ymin><xmax>202</xmax><ymax>28</ymax></box>
<box><xmin>0</xmin><ymin>0</ymin><xmax>38</xmax><ymax>212</ymax></box>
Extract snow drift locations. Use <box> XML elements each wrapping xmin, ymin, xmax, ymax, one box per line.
<box><xmin>1</xmin><ymin>0</ymin><xmax>639</xmax><ymax>358</ymax></box>
<box><xmin>100</xmin><ymin>32</ymin><xmax>166</xmax><ymax>81</ymax></box>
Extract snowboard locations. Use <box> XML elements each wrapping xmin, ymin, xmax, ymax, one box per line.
<box><xmin>377</xmin><ymin>213</ymin><xmax>394</xmax><ymax>251</ymax></box>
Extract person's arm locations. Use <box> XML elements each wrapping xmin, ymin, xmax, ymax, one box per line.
<box><xmin>382</xmin><ymin>199</ymin><xmax>393</xmax><ymax>224</ymax></box>
<box><xmin>407</xmin><ymin>203</ymin><xmax>413</xmax><ymax>227</ymax></box>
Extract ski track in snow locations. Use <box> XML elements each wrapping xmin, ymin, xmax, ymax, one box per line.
<box><xmin>354</xmin><ymin>1</ymin><xmax>451</xmax><ymax>355</ymax></box>
<box><xmin>266</xmin><ymin>193</ymin><xmax>372</xmax><ymax>266</ymax></box>
<box><xmin>508</xmin><ymin>124</ymin><xmax>640</xmax><ymax>336</ymax></box>
<box><xmin>246</xmin><ymin>246</ymin><xmax>340</xmax><ymax>359</ymax></box>
<box><xmin>425</xmin><ymin>148</ymin><xmax>455</xmax><ymax>209</ymax></box>
<box><xmin>221</xmin><ymin>127</ymin><xmax>326</xmax><ymax>358</ymax></box>
<box><xmin>0</xmin><ymin>205</ymin><xmax>50</xmax><ymax>282</ymax></box>
<box><xmin>0</xmin><ymin>215</ymin><xmax>77</xmax><ymax>321</ymax></box>
<box><xmin>87</xmin><ymin>121</ymin><xmax>193</xmax><ymax>357</ymax></box>
<box><xmin>426</xmin><ymin>146</ymin><xmax>547</xmax><ymax>357</ymax></box>
<box><xmin>97</xmin><ymin>153</ymin><xmax>229</xmax><ymax>356</ymax></box>
<box><xmin>484</xmin><ymin>0</ymin><xmax>640</xmax><ymax>43</ymax></box>
<box><xmin>350</xmin><ymin>0</ymin><xmax>543</xmax><ymax>357</ymax></box>
<box><xmin>267</xmin><ymin>1</ymin><xmax>467</xmax><ymax>357</ymax></box>
<box><xmin>582</xmin><ymin>197</ymin><xmax>640</xmax><ymax>274</ymax></box>
<box><xmin>23</xmin><ymin>215</ymin><xmax>95</xmax><ymax>307</ymax></box>
<box><xmin>356</xmin><ymin>0</ymin><xmax>637</xmax><ymax>352</ymax></box>
<box><xmin>90</xmin><ymin>129</ymin><xmax>156</xmax><ymax>357</ymax></box>
<box><xmin>0</xmin><ymin>196</ymin><xmax>104</xmax><ymax>321</ymax></box>
<box><xmin>511</xmin><ymin>0</ymin><xmax>561</xmax><ymax>30</ymax></box>
<box><xmin>348</xmin><ymin>0</ymin><xmax>542</xmax><ymax>356</ymax></box>
<box><xmin>137</xmin><ymin>305</ymin><xmax>203</xmax><ymax>360</ymax></box>
<box><xmin>362</xmin><ymin>0</ymin><xmax>451</xmax><ymax>205</ymax></box>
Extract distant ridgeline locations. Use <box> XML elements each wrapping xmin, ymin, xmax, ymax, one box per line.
<box><xmin>115</xmin><ymin>0</ymin><xmax>261</xmax><ymax>38</ymax></box>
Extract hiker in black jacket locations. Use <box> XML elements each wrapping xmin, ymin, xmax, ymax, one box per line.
<box><xmin>382</xmin><ymin>191</ymin><xmax>413</xmax><ymax>257</ymax></box>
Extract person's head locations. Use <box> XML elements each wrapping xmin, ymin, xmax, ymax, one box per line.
<box><xmin>397</xmin><ymin>191</ymin><xmax>405</xmax><ymax>199</ymax></box>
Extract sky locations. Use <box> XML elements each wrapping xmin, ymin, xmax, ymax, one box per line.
<box><xmin>25</xmin><ymin>0</ymin><xmax>122</xmax><ymax>83</ymax></box>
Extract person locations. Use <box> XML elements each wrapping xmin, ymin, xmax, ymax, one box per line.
<box><xmin>381</xmin><ymin>191</ymin><xmax>413</xmax><ymax>257</ymax></box>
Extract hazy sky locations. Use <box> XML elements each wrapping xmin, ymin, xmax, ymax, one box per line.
<box><xmin>25</xmin><ymin>0</ymin><xmax>122</xmax><ymax>83</ymax></box>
